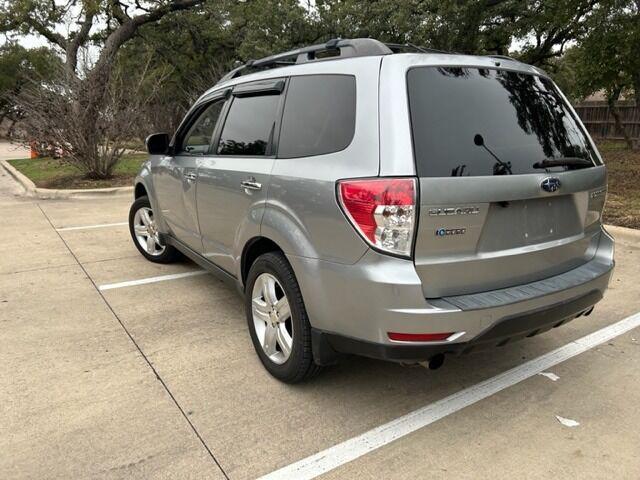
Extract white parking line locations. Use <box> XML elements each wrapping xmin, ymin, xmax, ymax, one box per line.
<box><xmin>98</xmin><ymin>270</ymin><xmax>208</xmax><ymax>291</ymax></box>
<box><xmin>259</xmin><ymin>311</ymin><xmax>640</xmax><ymax>480</ymax></box>
<box><xmin>56</xmin><ymin>222</ymin><xmax>128</xmax><ymax>231</ymax></box>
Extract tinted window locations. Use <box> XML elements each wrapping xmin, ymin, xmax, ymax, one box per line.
<box><xmin>278</xmin><ymin>75</ymin><xmax>356</xmax><ymax>158</ymax></box>
<box><xmin>217</xmin><ymin>94</ymin><xmax>280</xmax><ymax>156</ymax></box>
<box><xmin>181</xmin><ymin>101</ymin><xmax>224</xmax><ymax>154</ymax></box>
<box><xmin>407</xmin><ymin>67</ymin><xmax>598</xmax><ymax>177</ymax></box>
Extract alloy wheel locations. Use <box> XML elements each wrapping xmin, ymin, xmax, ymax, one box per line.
<box><xmin>133</xmin><ymin>206</ymin><xmax>166</xmax><ymax>256</ymax></box>
<box><xmin>251</xmin><ymin>273</ymin><xmax>293</xmax><ymax>365</ymax></box>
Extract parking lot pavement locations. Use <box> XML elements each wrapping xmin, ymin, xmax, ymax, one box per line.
<box><xmin>2</xmin><ymin>194</ymin><xmax>639</xmax><ymax>479</ymax></box>
<box><xmin>1</xmin><ymin>198</ymin><xmax>226</xmax><ymax>479</ymax></box>
<box><xmin>1</xmin><ymin>203</ymin><xmax>74</xmax><ymax>274</ymax></box>
<box><xmin>0</xmin><ymin>141</ymin><xmax>30</xmax><ymax>201</ymax></box>
<box><xmin>318</xmin><ymin>328</ymin><xmax>640</xmax><ymax>480</ymax></box>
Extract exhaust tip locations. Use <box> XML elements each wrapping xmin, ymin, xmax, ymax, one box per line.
<box><xmin>428</xmin><ymin>353</ymin><xmax>445</xmax><ymax>370</ymax></box>
<box><xmin>584</xmin><ymin>307</ymin><xmax>595</xmax><ymax>317</ymax></box>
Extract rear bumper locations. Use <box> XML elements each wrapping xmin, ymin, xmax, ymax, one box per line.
<box><xmin>312</xmin><ymin>289</ymin><xmax>601</xmax><ymax>363</ymax></box>
<box><xmin>288</xmin><ymin>227</ymin><xmax>614</xmax><ymax>364</ymax></box>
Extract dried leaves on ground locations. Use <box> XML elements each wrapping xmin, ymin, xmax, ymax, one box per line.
<box><xmin>600</xmin><ymin>141</ymin><xmax>640</xmax><ymax>229</ymax></box>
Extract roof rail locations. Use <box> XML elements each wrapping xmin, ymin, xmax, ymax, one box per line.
<box><xmin>214</xmin><ymin>38</ymin><xmax>487</xmax><ymax>86</ymax></box>
<box><xmin>216</xmin><ymin>38</ymin><xmax>393</xmax><ymax>85</ymax></box>
<box><xmin>486</xmin><ymin>54</ymin><xmax>522</xmax><ymax>63</ymax></box>
<box><xmin>384</xmin><ymin>42</ymin><xmax>453</xmax><ymax>55</ymax></box>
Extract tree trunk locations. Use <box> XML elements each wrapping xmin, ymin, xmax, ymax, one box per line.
<box><xmin>634</xmin><ymin>74</ymin><xmax>640</xmax><ymax>150</ymax></box>
<box><xmin>15</xmin><ymin>0</ymin><xmax>205</xmax><ymax>178</ymax></box>
<box><xmin>67</xmin><ymin>20</ymin><xmax>140</xmax><ymax>179</ymax></box>
<box><xmin>607</xmin><ymin>88</ymin><xmax>633</xmax><ymax>149</ymax></box>
<box><xmin>6</xmin><ymin>118</ymin><xmax>17</xmax><ymax>139</ymax></box>
<box><xmin>72</xmin><ymin>4</ymin><xmax>199</xmax><ymax>178</ymax></box>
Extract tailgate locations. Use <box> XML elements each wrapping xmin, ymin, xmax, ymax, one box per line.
<box><xmin>414</xmin><ymin>167</ymin><xmax>607</xmax><ymax>298</ymax></box>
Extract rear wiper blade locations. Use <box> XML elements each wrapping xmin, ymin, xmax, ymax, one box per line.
<box><xmin>532</xmin><ymin>157</ymin><xmax>593</xmax><ymax>169</ymax></box>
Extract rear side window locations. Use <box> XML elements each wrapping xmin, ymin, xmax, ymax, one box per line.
<box><xmin>278</xmin><ymin>75</ymin><xmax>356</xmax><ymax>158</ymax></box>
<box><xmin>217</xmin><ymin>94</ymin><xmax>280</xmax><ymax>156</ymax></box>
<box><xmin>407</xmin><ymin>67</ymin><xmax>598</xmax><ymax>177</ymax></box>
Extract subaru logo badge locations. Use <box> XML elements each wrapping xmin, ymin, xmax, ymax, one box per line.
<box><xmin>541</xmin><ymin>177</ymin><xmax>561</xmax><ymax>193</ymax></box>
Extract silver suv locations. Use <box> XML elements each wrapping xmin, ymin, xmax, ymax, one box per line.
<box><xmin>129</xmin><ymin>38</ymin><xmax>614</xmax><ymax>383</ymax></box>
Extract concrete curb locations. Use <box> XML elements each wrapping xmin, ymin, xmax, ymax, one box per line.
<box><xmin>0</xmin><ymin>159</ymin><xmax>133</xmax><ymax>199</ymax></box>
<box><xmin>605</xmin><ymin>224</ymin><xmax>640</xmax><ymax>246</ymax></box>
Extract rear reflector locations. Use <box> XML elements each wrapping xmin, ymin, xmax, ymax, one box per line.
<box><xmin>337</xmin><ymin>177</ymin><xmax>416</xmax><ymax>257</ymax></box>
<box><xmin>388</xmin><ymin>332</ymin><xmax>455</xmax><ymax>342</ymax></box>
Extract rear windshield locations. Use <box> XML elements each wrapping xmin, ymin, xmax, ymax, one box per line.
<box><xmin>407</xmin><ymin>67</ymin><xmax>598</xmax><ymax>177</ymax></box>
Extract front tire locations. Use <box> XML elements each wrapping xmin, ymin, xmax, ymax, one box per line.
<box><xmin>129</xmin><ymin>196</ymin><xmax>180</xmax><ymax>263</ymax></box>
<box><xmin>245</xmin><ymin>252</ymin><xmax>322</xmax><ymax>383</ymax></box>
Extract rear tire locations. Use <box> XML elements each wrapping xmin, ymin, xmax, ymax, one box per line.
<box><xmin>129</xmin><ymin>196</ymin><xmax>181</xmax><ymax>264</ymax></box>
<box><xmin>245</xmin><ymin>252</ymin><xmax>322</xmax><ymax>383</ymax></box>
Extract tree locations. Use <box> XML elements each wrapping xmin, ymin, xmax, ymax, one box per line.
<box><xmin>115</xmin><ymin>0</ymin><xmax>628</xmax><ymax>139</ymax></box>
<box><xmin>3</xmin><ymin>0</ymin><xmax>638</xmax><ymax>171</ymax></box>
<box><xmin>310</xmin><ymin>0</ymin><xmax>515</xmax><ymax>54</ymax></box>
<box><xmin>570</xmin><ymin>0</ymin><xmax>640</xmax><ymax>148</ymax></box>
<box><xmin>0</xmin><ymin>0</ymin><xmax>206</xmax><ymax>178</ymax></box>
<box><xmin>14</xmin><ymin>54</ymin><xmax>170</xmax><ymax>176</ymax></box>
<box><xmin>512</xmin><ymin>0</ymin><xmax>602</xmax><ymax>66</ymax></box>
<box><xmin>309</xmin><ymin>0</ymin><xmax>607</xmax><ymax>66</ymax></box>
<box><xmin>0</xmin><ymin>43</ymin><xmax>59</xmax><ymax>135</ymax></box>
<box><xmin>544</xmin><ymin>47</ymin><xmax>583</xmax><ymax>103</ymax></box>
<box><xmin>116</xmin><ymin>0</ymin><xmax>314</xmax><ymax>131</ymax></box>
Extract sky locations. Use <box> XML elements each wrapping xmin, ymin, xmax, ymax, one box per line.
<box><xmin>10</xmin><ymin>34</ymin><xmax>45</xmax><ymax>49</ymax></box>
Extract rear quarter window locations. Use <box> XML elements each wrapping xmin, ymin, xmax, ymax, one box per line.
<box><xmin>278</xmin><ymin>75</ymin><xmax>356</xmax><ymax>158</ymax></box>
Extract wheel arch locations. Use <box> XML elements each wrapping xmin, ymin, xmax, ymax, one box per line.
<box><xmin>134</xmin><ymin>182</ymin><xmax>147</xmax><ymax>199</ymax></box>
<box><xmin>133</xmin><ymin>171</ymin><xmax>168</xmax><ymax>232</ymax></box>
<box><xmin>241</xmin><ymin>236</ymin><xmax>285</xmax><ymax>289</ymax></box>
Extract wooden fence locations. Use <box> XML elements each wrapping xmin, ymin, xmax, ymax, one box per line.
<box><xmin>574</xmin><ymin>101</ymin><xmax>640</xmax><ymax>140</ymax></box>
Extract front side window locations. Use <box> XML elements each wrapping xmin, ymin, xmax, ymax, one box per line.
<box><xmin>278</xmin><ymin>75</ymin><xmax>356</xmax><ymax>158</ymax></box>
<box><xmin>181</xmin><ymin>100</ymin><xmax>224</xmax><ymax>154</ymax></box>
<box><xmin>407</xmin><ymin>67</ymin><xmax>598</xmax><ymax>177</ymax></box>
<box><xmin>217</xmin><ymin>94</ymin><xmax>280</xmax><ymax>156</ymax></box>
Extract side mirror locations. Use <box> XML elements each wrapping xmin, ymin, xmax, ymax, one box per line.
<box><xmin>146</xmin><ymin>133</ymin><xmax>170</xmax><ymax>155</ymax></box>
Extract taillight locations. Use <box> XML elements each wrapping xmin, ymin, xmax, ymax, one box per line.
<box><xmin>337</xmin><ymin>177</ymin><xmax>417</xmax><ymax>257</ymax></box>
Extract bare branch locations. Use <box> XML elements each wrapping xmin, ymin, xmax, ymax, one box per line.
<box><xmin>131</xmin><ymin>0</ymin><xmax>205</xmax><ymax>28</ymax></box>
<box><xmin>23</xmin><ymin>17</ymin><xmax>67</xmax><ymax>49</ymax></box>
<box><xmin>134</xmin><ymin>0</ymin><xmax>152</xmax><ymax>14</ymax></box>
<box><xmin>94</xmin><ymin>0</ymin><xmax>205</xmax><ymax>76</ymax></box>
<box><xmin>12</xmin><ymin>55</ymin><xmax>167</xmax><ymax>178</ymax></box>
<box><xmin>110</xmin><ymin>0</ymin><xmax>130</xmax><ymax>24</ymax></box>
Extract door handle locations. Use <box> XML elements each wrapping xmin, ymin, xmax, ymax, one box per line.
<box><xmin>241</xmin><ymin>178</ymin><xmax>262</xmax><ymax>191</ymax></box>
<box><xmin>184</xmin><ymin>172</ymin><xmax>197</xmax><ymax>182</ymax></box>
